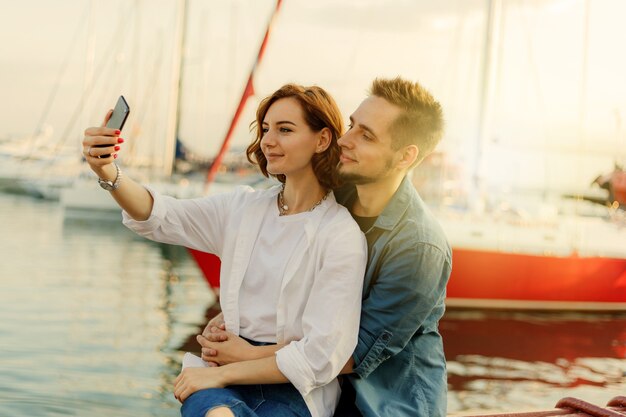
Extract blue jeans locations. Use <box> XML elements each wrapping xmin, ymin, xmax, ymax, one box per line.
<box><xmin>180</xmin><ymin>338</ymin><xmax>310</xmax><ymax>417</ymax></box>
<box><xmin>181</xmin><ymin>383</ymin><xmax>311</xmax><ymax>417</ymax></box>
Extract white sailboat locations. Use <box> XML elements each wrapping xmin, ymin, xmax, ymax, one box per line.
<box><xmin>426</xmin><ymin>0</ymin><xmax>626</xmax><ymax>310</ymax></box>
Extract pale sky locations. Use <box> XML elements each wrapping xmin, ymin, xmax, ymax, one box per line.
<box><xmin>1</xmin><ymin>0</ymin><xmax>625</xmax><ymax>191</ymax></box>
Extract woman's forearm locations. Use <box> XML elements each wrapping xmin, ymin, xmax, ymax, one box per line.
<box><xmin>221</xmin><ymin>356</ymin><xmax>289</xmax><ymax>386</ymax></box>
<box><xmin>249</xmin><ymin>343</ymin><xmax>287</xmax><ymax>361</ymax></box>
<box><xmin>110</xmin><ymin>173</ymin><xmax>154</xmax><ymax>221</ymax></box>
<box><xmin>95</xmin><ymin>163</ymin><xmax>154</xmax><ymax>221</ymax></box>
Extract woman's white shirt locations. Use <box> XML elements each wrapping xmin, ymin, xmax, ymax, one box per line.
<box><xmin>239</xmin><ymin>209</ymin><xmax>314</xmax><ymax>343</ymax></box>
<box><xmin>122</xmin><ymin>185</ymin><xmax>367</xmax><ymax>417</ymax></box>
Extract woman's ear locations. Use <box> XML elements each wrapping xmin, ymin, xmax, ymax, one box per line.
<box><xmin>316</xmin><ymin>127</ymin><xmax>332</xmax><ymax>153</ymax></box>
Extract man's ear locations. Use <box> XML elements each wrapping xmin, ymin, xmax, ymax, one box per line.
<box><xmin>316</xmin><ymin>127</ymin><xmax>332</xmax><ymax>153</ymax></box>
<box><xmin>396</xmin><ymin>144</ymin><xmax>419</xmax><ymax>170</ymax></box>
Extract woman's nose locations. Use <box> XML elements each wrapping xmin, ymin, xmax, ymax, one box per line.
<box><xmin>261</xmin><ymin>131</ymin><xmax>275</xmax><ymax>148</ymax></box>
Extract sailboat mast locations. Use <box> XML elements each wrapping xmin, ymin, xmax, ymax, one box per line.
<box><xmin>204</xmin><ymin>0</ymin><xmax>283</xmax><ymax>192</ymax></box>
<box><xmin>473</xmin><ymin>0</ymin><xmax>501</xmax><ymax>195</ymax></box>
<box><xmin>164</xmin><ymin>0</ymin><xmax>188</xmax><ymax>177</ymax></box>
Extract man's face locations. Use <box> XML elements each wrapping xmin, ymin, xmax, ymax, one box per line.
<box><xmin>337</xmin><ymin>96</ymin><xmax>402</xmax><ymax>185</ymax></box>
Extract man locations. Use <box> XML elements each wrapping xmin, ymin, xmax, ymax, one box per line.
<box><xmin>331</xmin><ymin>77</ymin><xmax>451</xmax><ymax>416</ymax></box>
<box><xmin>199</xmin><ymin>77</ymin><xmax>451</xmax><ymax>417</ymax></box>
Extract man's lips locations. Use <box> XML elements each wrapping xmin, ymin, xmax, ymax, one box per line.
<box><xmin>339</xmin><ymin>154</ymin><xmax>356</xmax><ymax>163</ymax></box>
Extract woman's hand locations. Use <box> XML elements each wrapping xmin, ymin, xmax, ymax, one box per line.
<box><xmin>201</xmin><ymin>312</ymin><xmax>226</xmax><ymax>337</ymax></box>
<box><xmin>82</xmin><ymin>110</ymin><xmax>124</xmax><ymax>179</ymax></box>
<box><xmin>199</xmin><ymin>312</ymin><xmax>227</xmax><ymax>366</ymax></box>
<box><xmin>197</xmin><ymin>331</ymin><xmax>255</xmax><ymax>366</ymax></box>
<box><xmin>174</xmin><ymin>367</ymin><xmax>226</xmax><ymax>403</ymax></box>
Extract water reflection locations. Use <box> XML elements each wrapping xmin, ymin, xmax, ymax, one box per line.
<box><xmin>0</xmin><ymin>193</ymin><xmax>214</xmax><ymax>417</ymax></box>
<box><xmin>2</xmin><ymin>193</ymin><xmax>624</xmax><ymax>416</ymax></box>
<box><xmin>442</xmin><ymin>310</ymin><xmax>626</xmax><ymax>413</ymax></box>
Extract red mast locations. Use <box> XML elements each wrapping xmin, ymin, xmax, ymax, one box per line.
<box><xmin>204</xmin><ymin>0</ymin><xmax>283</xmax><ymax>192</ymax></box>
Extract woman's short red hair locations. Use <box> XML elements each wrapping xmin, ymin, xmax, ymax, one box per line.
<box><xmin>246</xmin><ymin>84</ymin><xmax>344</xmax><ymax>190</ymax></box>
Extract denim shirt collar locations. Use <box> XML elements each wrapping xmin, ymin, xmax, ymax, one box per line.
<box><xmin>338</xmin><ymin>176</ymin><xmax>413</xmax><ymax>232</ymax></box>
<box><xmin>372</xmin><ymin>176</ymin><xmax>414</xmax><ymax>231</ymax></box>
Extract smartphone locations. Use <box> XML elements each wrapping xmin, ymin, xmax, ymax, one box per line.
<box><xmin>97</xmin><ymin>95</ymin><xmax>130</xmax><ymax>157</ymax></box>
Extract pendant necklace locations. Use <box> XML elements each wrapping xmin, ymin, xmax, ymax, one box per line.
<box><xmin>278</xmin><ymin>183</ymin><xmax>329</xmax><ymax>216</ymax></box>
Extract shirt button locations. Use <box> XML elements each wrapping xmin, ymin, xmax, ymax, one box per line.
<box><xmin>382</xmin><ymin>333</ymin><xmax>391</xmax><ymax>341</ymax></box>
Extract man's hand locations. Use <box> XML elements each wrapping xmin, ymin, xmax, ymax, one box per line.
<box><xmin>197</xmin><ymin>332</ymin><xmax>254</xmax><ymax>366</ymax></box>
<box><xmin>174</xmin><ymin>367</ymin><xmax>226</xmax><ymax>402</ymax></box>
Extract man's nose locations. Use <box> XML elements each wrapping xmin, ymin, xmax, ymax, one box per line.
<box><xmin>337</xmin><ymin>131</ymin><xmax>352</xmax><ymax>148</ymax></box>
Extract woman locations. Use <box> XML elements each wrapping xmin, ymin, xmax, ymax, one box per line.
<box><xmin>82</xmin><ymin>84</ymin><xmax>367</xmax><ymax>417</ymax></box>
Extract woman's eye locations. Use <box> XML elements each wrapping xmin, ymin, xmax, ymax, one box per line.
<box><xmin>261</xmin><ymin>127</ymin><xmax>269</xmax><ymax>134</ymax></box>
<box><xmin>279</xmin><ymin>127</ymin><xmax>292</xmax><ymax>133</ymax></box>
<box><xmin>347</xmin><ymin>123</ymin><xmax>353</xmax><ymax>130</ymax></box>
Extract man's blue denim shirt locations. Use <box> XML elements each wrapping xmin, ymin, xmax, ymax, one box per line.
<box><xmin>336</xmin><ymin>176</ymin><xmax>452</xmax><ymax>417</ymax></box>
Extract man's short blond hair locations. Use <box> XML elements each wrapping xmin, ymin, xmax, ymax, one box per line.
<box><xmin>370</xmin><ymin>77</ymin><xmax>444</xmax><ymax>166</ymax></box>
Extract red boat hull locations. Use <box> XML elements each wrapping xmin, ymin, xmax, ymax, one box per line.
<box><xmin>188</xmin><ymin>249</ymin><xmax>221</xmax><ymax>290</ymax></box>
<box><xmin>188</xmin><ymin>247</ymin><xmax>626</xmax><ymax>310</ymax></box>
<box><xmin>446</xmin><ymin>248</ymin><xmax>626</xmax><ymax>310</ymax></box>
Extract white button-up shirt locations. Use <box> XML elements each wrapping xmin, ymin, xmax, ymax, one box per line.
<box><xmin>123</xmin><ymin>185</ymin><xmax>367</xmax><ymax>417</ymax></box>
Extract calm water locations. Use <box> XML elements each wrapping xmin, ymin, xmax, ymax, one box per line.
<box><xmin>1</xmin><ymin>192</ymin><xmax>624</xmax><ymax>416</ymax></box>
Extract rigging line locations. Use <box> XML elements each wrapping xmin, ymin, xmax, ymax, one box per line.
<box><xmin>130</xmin><ymin>0</ymin><xmax>142</xmax><ymax>119</ymax></box>
<box><xmin>340</xmin><ymin>4</ymin><xmax>366</xmax><ymax>92</ymax></box>
<box><xmin>165</xmin><ymin>0</ymin><xmax>189</xmax><ymax>177</ymax></box>
<box><xmin>18</xmin><ymin>3</ymin><xmax>93</xmax><ymax>180</ymax></box>
<box><xmin>521</xmin><ymin>1</ymin><xmax>548</xmax><ymax>135</ymax></box>
<box><xmin>520</xmin><ymin>0</ymin><xmax>550</xmax><ymax>198</ymax></box>
<box><xmin>28</xmin><ymin>2</ymin><xmax>134</xmax><ymax>180</ymax></box>
<box><xmin>473</xmin><ymin>0</ymin><xmax>501</xmax><ymax>191</ymax></box>
<box><xmin>52</xmin><ymin>1</ymin><xmax>135</xmax><ymax>157</ymax></box>
<box><xmin>127</xmin><ymin>32</ymin><xmax>166</xmax><ymax>170</ymax></box>
<box><xmin>575</xmin><ymin>0</ymin><xmax>591</xmax><ymax>227</ymax></box>
<box><xmin>434</xmin><ymin>4</ymin><xmax>466</xmax><ymax>102</ymax></box>
<box><xmin>493</xmin><ymin>0</ymin><xmax>507</xmax><ymax>132</ymax></box>
<box><xmin>29</xmin><ymin>3</ymin><xmax>91</xmax><ymax>147</ymax></box>
<box><xmin>579</xmin><ymin>0</ymin><xmax>590</xmax><ymax>142</ymax></box>
<box><xmin>191</xmin><ymin>8</ymin><xmax>211</xmax><ymax>153</ymax></box>
<box><xmin>85</xmin><ymin>1</ymin><xmax>140</xmax><ymax>132</ymax></box>
<box><xmin>203</xmin><ymin>0</ymin><xmax>283</xmax><ymax>193</ymax></box>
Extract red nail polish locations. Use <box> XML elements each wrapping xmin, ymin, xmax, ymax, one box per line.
<box><xmin>117</xmin><ymin>138</ymin><xmax>124</xmax><ymax>143</ymax></box>
<box><xmin>115</xmin><ymin>129</ymin><xmax>121</xmax><ymax>135</ymax></box>
<box><xmin>114</xmin><ymin>145</ymin><xmax>120</xmax><ymax>151</ymax></box>
<box><xmin>114</xmin><ymin>154</ymin><xmax>118</xmax><ymax>159</ymax></box>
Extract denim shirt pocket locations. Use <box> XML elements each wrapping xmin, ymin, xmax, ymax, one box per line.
<box><xmin>354</xmin><ymin>330</ymin><xmax>393</xmax><ymax>378</ymax></box>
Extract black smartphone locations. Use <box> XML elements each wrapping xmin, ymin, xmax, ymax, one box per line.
<box><xmin>97</xmin><ymin>95</ymin><xmax>130</xmax><ymax>157</ymax></box>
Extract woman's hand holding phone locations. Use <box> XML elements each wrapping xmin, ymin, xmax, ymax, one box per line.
<box><xmin>80</xmin><ymin>96</ymin><xmax>155</xmax><ymax>220</ymax></box>
<box><xmin>82</xmin><ymin>111</ymin><xmax>124</xmax><ymax>181</ymax></box>
<box><xmin>82</xmin><ymin>96</ymin><xmax>129</xmax><ymax>180</ymax></box>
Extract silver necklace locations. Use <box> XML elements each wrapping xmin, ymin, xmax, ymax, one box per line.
<box><xmin>278</xmin><ymin>184</ymin><xmax>329</xmax><ymax>216</ymax></box>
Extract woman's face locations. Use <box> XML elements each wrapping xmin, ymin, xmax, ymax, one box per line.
<box><xmin>260</xmin><ymin>97</ymin><xmax>320</xmax><ymax>178</ymax></box>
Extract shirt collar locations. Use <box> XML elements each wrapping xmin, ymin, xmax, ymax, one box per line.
<box><xmin>336</xmin><ymin>176</ymin><xmax>414</xmax><ymax>232</ymax></box>
<box><xmin>373</xmin><ymin>176</ymin><xmax>413</xmax><ymax>231</ymax></box>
